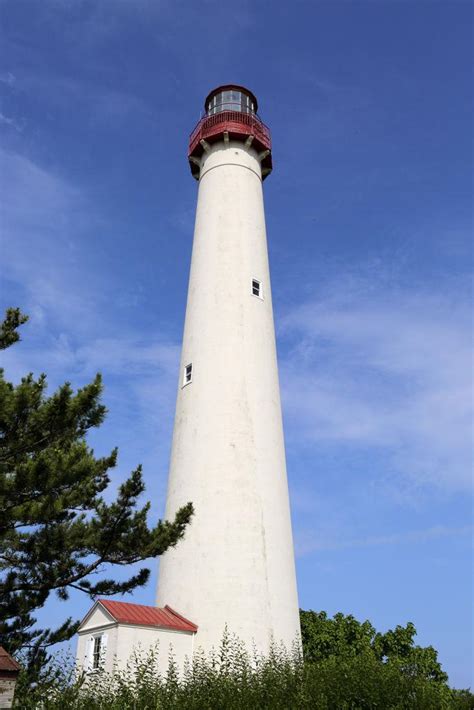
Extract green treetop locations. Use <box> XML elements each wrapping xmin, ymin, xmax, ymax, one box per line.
<box><xmin>300</xmin><ymin>609</ymin><xmax>448</xmax><ymax>684</ymax></box>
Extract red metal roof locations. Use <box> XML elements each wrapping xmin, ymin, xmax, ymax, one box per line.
<box><xmin>0</xmin><ymin>646</ymin><xmax>21</xmax><ymax>673</ymax></box>
<box><xmin>98</xmin><ymin>600</ymin><xmax>197</xmax><ymax>633</ymax></box>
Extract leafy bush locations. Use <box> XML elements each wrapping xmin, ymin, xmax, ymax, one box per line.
<box><xmin>14</xmin><ymin>633</ymin><xmax>472</xmax><ymax>709</ymax></box>
<box><xmin>300</xmin><ymin>609</ymin><xmax>448</xmax><ymax>683</ymax></box>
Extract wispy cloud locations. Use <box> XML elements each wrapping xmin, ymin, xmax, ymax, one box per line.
<box><xmin>0</xmin><ymin>71</ymin><xmax>15</xmax><ymax>85</ymax></box>
<box><xmin>295</xmin><ymin>524</ymin><xmax>473</xmax><ymax>557</ymax></box>
<box><xmin>1</xmin><ymin>147</ymin><xmax>180</xmax><ymax>499</ymax></box>
<box><xmin>16</xmin><ymin>72</ymin><xmax>157</xmax><ymax>127</ymax></box>
<box><xmin>0</xmin><ymin>112</ymin><xmax>24</xmax><ymax>132</ymax></box>
<box><xmin>0</xmin><ymin>148</ymin><xmax>117</xmax><ymax>336</ymax></box>
<box><xmin>280</xmin><ymin>271</ymin><xmax>472</xmax><ymax>493</ymax></box>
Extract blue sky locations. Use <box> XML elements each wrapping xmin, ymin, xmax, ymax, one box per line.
<box><xmin>1</xmin><ymin>0</ymin><xmax>472</xmax><ymax>689</ymax></box>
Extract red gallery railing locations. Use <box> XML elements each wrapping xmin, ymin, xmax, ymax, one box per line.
<box><xmin>188</xmin><ymin>110</ymin><xmax>272</xmax><ymax>180</ymax></box>
<box><xmin>189</xmin><ymin>111</ymin><xmax>271</xmax><ymax>156</ymax></box>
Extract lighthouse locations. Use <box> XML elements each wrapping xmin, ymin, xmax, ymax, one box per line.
<box><xmin>156</xmin><ymin>86</ymin><xmax>300</xmax><ymax>654</ymax></box>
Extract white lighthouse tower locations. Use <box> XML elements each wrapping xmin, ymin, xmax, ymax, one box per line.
<box><xmin>156</xmin><ymin>86</ymin><xmax>300</xmax><ymax>654</ymax></box>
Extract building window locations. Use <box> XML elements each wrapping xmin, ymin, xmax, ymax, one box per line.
<box><xmin>183</xmin><ymin>363</ymin><xmax>193</xmax><ymax>386</ymax></box>
<box><xmin>252</xmin><ymin>279</ymin><xmax>263</xmax><ymax>299</ymax></box>
<box><xmin>92</xmin><ymin>635</ymin><xmax>102</xmax><ymax>670</ymax></box>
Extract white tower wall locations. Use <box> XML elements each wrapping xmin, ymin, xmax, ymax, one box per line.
<box><xmin>156</xmin><ymin>139</ymin><xmax>300</xmax><ymax>653</ymax></box>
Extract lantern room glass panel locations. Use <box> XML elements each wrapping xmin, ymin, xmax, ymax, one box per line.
<box><xmin>207</xmin><ymin>90</ymin><xmax>255</xmax><ymax>116</ymax></box>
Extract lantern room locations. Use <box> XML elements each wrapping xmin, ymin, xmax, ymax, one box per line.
<box><xmin>205</xmin><ymin>86</ymin><xmax>258</xmax><ymax>115</ymax></box>
<box><xmin>188</xmin><ymin>85</ymin><xmax>272</xmax><ymax>180</ymax></box>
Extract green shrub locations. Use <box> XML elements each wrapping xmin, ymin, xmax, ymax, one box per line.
<box><xmin>14</xmin><ymin>633</ymin><xmax>471</xmax><ymax>709</ymax></box>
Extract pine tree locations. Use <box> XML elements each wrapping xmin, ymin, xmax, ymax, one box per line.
<box><xmin>0</xmin><ymin>308</ymin><xmax>193</xmax><ymax>676</ymax></box>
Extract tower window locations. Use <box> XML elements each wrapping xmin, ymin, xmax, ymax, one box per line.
<box><xmin>183</xmin><ymin>363</ymin><xmax>193</xmax><ymax>386</ymax></box>
<box><xmin>252</xmin><ymin>279</ymin><xmax>263</xmax><ymax>299</ymax></box>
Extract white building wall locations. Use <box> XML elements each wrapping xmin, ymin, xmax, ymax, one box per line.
<box><xmin>114</xmin><ymin>625</ymin><xmax>194</xmax><ymax>675</ymax></box>
<box><xmin>0</xmin><ymin>678</ymin><xmax>17</xmax><ymax>709</ymax></box>
<box><xmin>76</xmin><ymin>621</ymin><xmax>194</xmax><ymax>676</ymax></box>
<box><xmin>156</xmin><ymin>140</ymin><xmax>300</xmax><ymax>654</ymax></box>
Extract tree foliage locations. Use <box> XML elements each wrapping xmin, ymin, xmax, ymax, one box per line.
<box><xmin>300</xmin><ymin>609</ymin><xmax>448</xmax><ymax>683</ymax></box>
<box><xmin>0</xmin><ymin>307</ymin><xmax>29</xmax><ymax>350</ymax></box>
<box><xmin>0</xmin><ymin>309</ymin><xmax>193</xmax><ymax>674</ymax></box>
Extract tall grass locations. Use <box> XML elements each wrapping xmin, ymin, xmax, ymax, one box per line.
<box><xmin>15</xmin><ymin>633</ymin><xmax>470</xmax><ymax>709</ymax></box>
